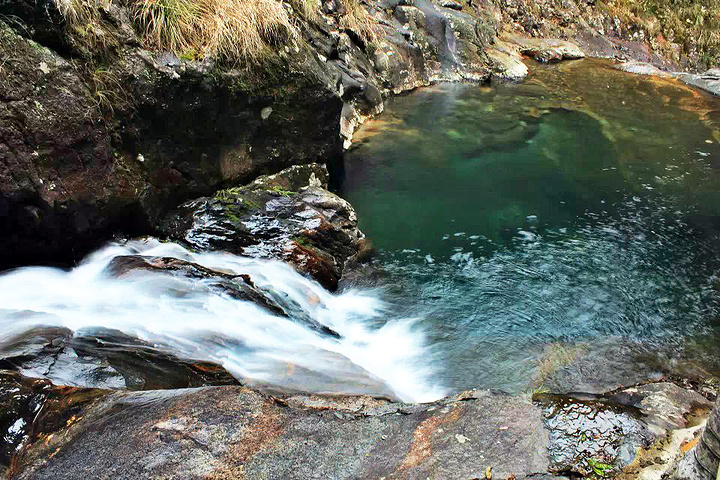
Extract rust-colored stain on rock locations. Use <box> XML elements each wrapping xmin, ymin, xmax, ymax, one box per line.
<box><xmin>206</xmin><ymin>399</ymin><xmax>286</xmax><ymax>480</ymax></box>
<box><xmin>398</xmin><ymin>406</ymin><xmax>463</xmax><ymax>471</ymax></box>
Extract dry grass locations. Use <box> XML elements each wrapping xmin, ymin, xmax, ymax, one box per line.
<box><xmin>54</xmin><ymin>0</ymin><xmax>120</xmax><ymax>53</ymax></box>
<box><xmin>339</xmin><ymin>0</ymin><xmax>378</xmax><ymax>43</ymax></box>
<box><xmin>603</xmin><ymin>0</ymin><xmax>720</xmax><ymax>68</ymax></box>
<box><xmin>197</xmin><ymin>0</ymin><xmax>296</xmax><ymax>63</ymax></box>
<box><xmin>132</xmin><ymin>0</ymin><xmax>200</xmax><ymax>53</ymax></box>
<box><xmin>288</xmin><ymin>0</ymin><xmax>321</xmax><ymax>22</ymax></box>
<box><xmin>55</xmin><ymin>0</ymin><xmax>298</xmax><ymax>63</ymax></box>
<box><xmin>54</xmin><ymin>0</ymin><xmax>379</xmax><ymax>62</ymax></box>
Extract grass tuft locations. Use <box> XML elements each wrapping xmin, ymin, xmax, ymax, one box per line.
<box><xmin>197</xmin><ymin>0</ymin><xmax>297</xmax><ymax>63</ymax></box>
<box><xmin>338</xmin><ymin>0</ymin><xmax>378</xmax><ymax>43</ymax></box>
<box><xmin>54</xmin><ymin>0</ymin><xmax>299</xmax><ymax>64</ymax></box>
<box><xmin>288</xmin><ymin>0</ymin><xmax>321</xmax><ymax>22</ymax></box>
<box><xmin>132</xmin><ymin>0</ymin><xmax>200</xmax><ymax>54</ymax></box>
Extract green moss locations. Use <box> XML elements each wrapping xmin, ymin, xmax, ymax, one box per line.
<box><xmin>292</xmin><ymin>235</ymin><xmax>314</xmax><ymax>248</ymax></box>
<box><xmin>216</xmin><ymin>188</ymin><xmax>262</xmax><ymax>218</ymax></box>
<box><xmin>269</xmin><ymin>185</ymin><xmax>296</xmax><ymax>197</ymax></box>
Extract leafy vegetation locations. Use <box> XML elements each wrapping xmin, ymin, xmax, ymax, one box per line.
<box><xmin>587</xmin><ymin>458</ymin><xmax>613</xmax><ymax>477</ymax></box>
<box><xmin>601</xmin><ymin>0</ymin><xmax>720</xmax><ymax>68</ymax></box>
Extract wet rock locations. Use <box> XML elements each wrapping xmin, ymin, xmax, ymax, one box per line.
<box><xmin>616</xmin><ymin>62</ymin><xmax>720</xmax><ymax>97</ymax></box>
<box><xmin>0</xmin><ymin>370</ymin><xmax>107</xmax><ymax>474</ymax></box>
<box><xmin>676</xmin><ymin>70</ymin><xmax>720</xmax><ymax>97</ymax></box>
<box><xmin>673</xmin><ymin>395</ymin><xmax>720</xmax><ymax>480</ymax></box>
<box><xmin>160</xmin><ymin>164</ymin><xmax>368</xmax><ymax>291</ymax></box>
<box><xmin>487</xmin><ymin>40</ymin><xmax>530</xmax><ymax>81</ymax></box>
<box><xmin>615</xmin><ymin>61</ymin><xmax>674</xmax><ymax>77</ymax></box>
<box><xmin>8</xmin><ymin>380</ymin><xmax>713</xmax><ymax>480</ymax></box>
<box><xmin>0</xmin><ymin>327</ymin><xmax>240</xmax><ymax>391</ymax></box>
<box><xmin>107</xmin><ymin>255</ymin><xmax>288</xmax><ymax>318</ymax></box>
<box><xmin>106</xmin><ymin>253</ymin><xmax>341</xmax><ymax>337</ymax></box>
<box><xmin>542</xmin><ymin>395</ymin><xmax>650</xmax><ymax>475</ymax></box>
<box><xmin>538</xmin><ymin>382</ymin><xmax>712</xmax><ymax>476</ymax></box>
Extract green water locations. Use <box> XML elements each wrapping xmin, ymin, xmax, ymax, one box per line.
<box><xmin>340</xmin><ymin>59</ymin><xmax>720</xmax><ymax>394</ymax></box>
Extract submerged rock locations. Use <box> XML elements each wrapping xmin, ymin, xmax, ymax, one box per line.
<box><xmin>616</xmin><ymin>61</ymin><xmax>720</xmax><ymax>97</ymax></box>
<box><xmin>538</xmin><ymin>383</ymin><xmax>711</xmax><ymax>476</ymax></box>
<box><xmin>107</xmin><ymin>255</ymin><xmax>289</xmax><ymax>318</ymax></box>
<box><xmin>106</xmin><ymin>253</ymin><xmax>341</xmax><ymax>337</ymax></box>
<box><xmin>0</xmin><ymin>326</ymin><xmax>240</xmax><ymax>391</ymax></box>
<box><xmin>160</xmin><ymin>164</ymin><xmax>370</xmax><ymax>290</ymax></box>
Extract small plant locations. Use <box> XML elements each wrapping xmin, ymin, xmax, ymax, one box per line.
<box><xmin>525</xmin><ymin>385</ymin><xmax>550</xmax><ymax>399</ymax></box>
<box><xmin>587</xmin><ymin>458</ymin><xmax>613</xmax><ymax>478</ymax></box>
<box><xmin>88</xmin><ymin>66</ymin><xmax>127</xmax><ymax>114</ymax></box>
<box><xmin>293</xmin><ymin>235</ymin><xmax>314</xmax><ymax>248</ymax></box>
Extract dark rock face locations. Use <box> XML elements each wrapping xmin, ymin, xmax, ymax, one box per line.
<box><xmin>160</xmin><ymin>164</ymin><xmax>369</xmax><ymax>290</ymax></box>
<box><xmin>0</xmin><ymin>0</ymin><xmax>500</xmax><ymax>267</ymax></box>
<box><xmin>0</xmin><ymin>22</ymin><xmax>140</xmax><ymax>268</ymax></box>
<box><xmin>4</xmin><ymin>380</ymin><xmax>710</xmax><ymax>479</ymax></box>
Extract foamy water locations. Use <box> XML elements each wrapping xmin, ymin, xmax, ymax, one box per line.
<box><xmin>0</xmin><ymin>238</ymin><xmax>445</xmax><ymax>402</ymax></box>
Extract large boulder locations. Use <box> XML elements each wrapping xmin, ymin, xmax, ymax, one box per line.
<box><xmin>5</xmin><ymin>379</ymin><xmax>713</xmax><ymax>479</ymax></box>
<box><xmin>160</xmin><ymin>164</ymin><xmax>371</xmax><ymax>290</ymax></box>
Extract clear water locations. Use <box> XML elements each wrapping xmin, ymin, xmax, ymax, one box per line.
<box><xmin>340</xmin><ymin>59</ymin><xmax>720</xmax><ymax>394</ymax></box>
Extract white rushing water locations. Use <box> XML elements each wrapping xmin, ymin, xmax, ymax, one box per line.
<box><xmin>0</xmin><ymin>238</ymin><xmax>445</xmax><ymax>402</ymax></box>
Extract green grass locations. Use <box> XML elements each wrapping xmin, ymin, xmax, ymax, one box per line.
<box><xmin>587</xmin><ymin>458</ymin><xmax>613</xmax><ymax>477</ymax></box>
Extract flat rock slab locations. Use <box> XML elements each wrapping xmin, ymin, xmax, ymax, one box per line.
<box><xmin>13</xmin><ymin>387</ymin><xmax>550</xmax><ymax>480</ymax></box>
<box><xmin>503</xmin><ymin>35</ymin><xmax>585</xmax><ymax>63</ymax></box>
<box><xmin>8</xmin><ymin>382</ymin><xmax>712</xmax><ymax>479</ymax></box>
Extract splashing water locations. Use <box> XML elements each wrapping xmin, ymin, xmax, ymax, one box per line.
<box><xmin>0</xmin><ymin>238</ymin><xmax>445</xmax><ymax>402</ymax></box>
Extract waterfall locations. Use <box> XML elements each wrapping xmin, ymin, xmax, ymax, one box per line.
<box><xmin>0</xmin><ymin>238</ymin><xmax>445</xmax><ymax>403</ymax></box>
